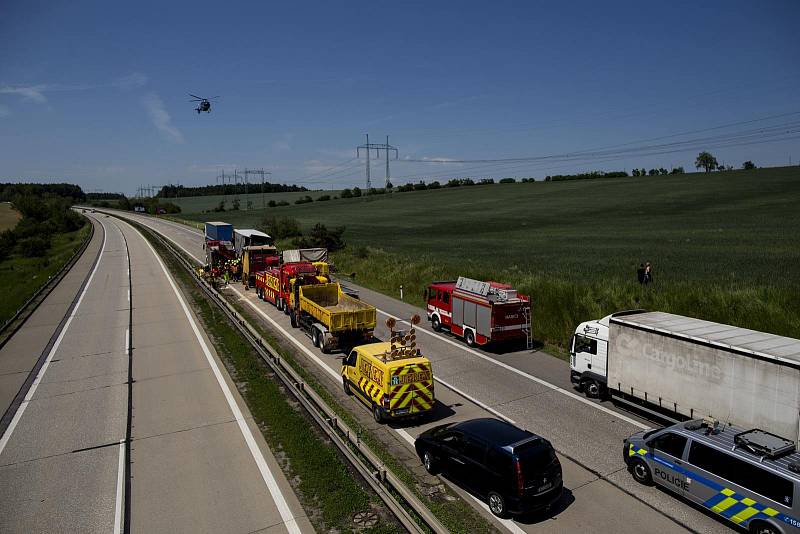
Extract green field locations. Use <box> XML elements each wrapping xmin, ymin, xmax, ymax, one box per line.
<box><xmin>178</xmin><ymin>166</ymin><xmax>800</xmax><ymax>348</ymax></box>
<box><xmin>169</xmin><ymin>189</ymin><xmax>340</xmax><ymax>213</ymax></box>
<box><xmin>0</xmin><ymin>202</ymin><xmax>22</xmax><ymax>232</ymax></box>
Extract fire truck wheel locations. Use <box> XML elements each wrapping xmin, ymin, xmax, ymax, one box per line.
<box><xmin>290</xmin><ymin>311</ymin><xmax>298</xmax><ymax>328</ymax></box>
<box><xmin>276</xmin><ymin>298</ymin><xmax>283</xmax><ymax>310</ymax></box>
<box><xmin>431</xmin><ymin>316</ymin><xmax>442</xmax><ymax>332</ymax></box>
<box><xmin>464</xmin><ymin>329</ymin><xmax>476</xmax><ymax>347</ymax></box>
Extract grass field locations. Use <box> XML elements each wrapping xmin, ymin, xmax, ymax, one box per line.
<box><xmin>0</xmin><ymin>224</ymin><xmax>91</xmax><ymax>326</ymax></box>
<box><xmin>169</xmin><ymin>189</ymin><xmax>340</xmax><ymax>213</ymax></box>
<box><xmin>178</xmin><ymin>166</ymin><xmax>800</xmax><ymax>348</ymax></box>
<box><xmin>0</xmin><ymin>202</ymin><xmax>22</xmax><ymax>232</ymax></box>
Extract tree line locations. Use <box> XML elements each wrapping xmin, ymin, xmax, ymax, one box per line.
<box><xmin>158</xmin><ymin>182</ymin><xmax>308</xmax><ymax>198</ymax></box>
<box><xmin>0</xmin><ymin>183</ymin><xmax>86</xmax><ymax>202</ymax></box>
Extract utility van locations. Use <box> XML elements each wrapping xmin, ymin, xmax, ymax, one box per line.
<box><xmin>341</xmin><ymin>317</ymin><xmax>434</xmax><ymax>422</ymax></box>
<box><xmin>625</xmin><ymin>419</ymin><xmax>800</xmax><ymax>534</ymax></box>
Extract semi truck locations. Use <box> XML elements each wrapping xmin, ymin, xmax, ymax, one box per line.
<box><xmin>204</xmin><ymin>221</ymin><xmax>233</xmax><ymax>244</ymax></box>
<box><xmin>425</xmin><ymin>276</ymin><xmax>532</xmax><ymax>348</ymax></box>
<box><xmin>290</xmin><ymin>282</ymin><xmax>376</xmax><ymax>353</ymax></box>
<box><xmin>233</xmin><ymin>229</ymin><xmax>273</xmax><ymax>256</ymax></box>
<box><xmin>569</xmin><ymin>310</ymin><xmax>800</xmax><ymax>443</ymax></box>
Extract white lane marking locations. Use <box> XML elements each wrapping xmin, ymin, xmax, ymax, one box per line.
<box><xmin>435</xmin><ymin>377</ymin><xmax>516</xmax><ymax>424</ymax></box>
<box><xmin>133</xmin><ymin>227</ymin><xmax>302</xmax><ymax>534</ymax></box>
<box><xmin>113</xmin><ymin>438</ymin><xmax>125</xmax><ymax>534</ymax></box>
<box><xmin>379</xmin><ymin>310</ymin><xmax>649</xmax><ymax>430</ymax></box>
<box><xmin>0</xmin><ymin>219</ymin><xmax>108</xmax><ymax>456</ymax></box>
<box><xmin>127</xmin><ymin>288</ymin><xmax>130</xmax><ymax>303</ymax></box>
<box><xmin>125</xmin><ymin>328</ymin><xmax>129</xmax><ymax>352</ymax></box>
<box><xmin>129</xmin><ymin>217</ymin><xmax>528</xmax><ymax>534</ymax></box>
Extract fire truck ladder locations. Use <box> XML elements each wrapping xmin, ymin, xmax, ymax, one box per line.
<box><xmin>522</xmin><ymin>306</ymin><xmax>533</xmax><ymax>350</ymax></box>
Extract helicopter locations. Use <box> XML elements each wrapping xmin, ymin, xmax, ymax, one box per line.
<box><xmin>188</xmin><ymin>94</ymin><xmax>219</xmax><ymax>114</ymax></box>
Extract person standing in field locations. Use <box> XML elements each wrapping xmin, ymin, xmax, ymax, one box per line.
<box><xmin>644</xmin><ymin>262</ymin><xmax>653</xmax><ymax>285</ymax></box>
<box><xmin>637</xmin><ymin>263</ymin><xmax>646</xmax><ymax>284</ymax></box>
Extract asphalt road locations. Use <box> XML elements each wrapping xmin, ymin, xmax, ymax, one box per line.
<box><xmin>110</xmin><ymin>212</ymin><xmax>734</xmax><ymax>534</ymax></box>
<box><xmin>0</xmin><ymin>214</ymin><xmax>311</xmax><ymax>533</ymax></box>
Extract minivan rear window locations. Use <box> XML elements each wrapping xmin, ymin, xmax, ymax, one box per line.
<box><xmin>515</xmin><ymin>442</ymin><xmax>557</xmax><ymax>477</ymax></box>
<box><xmin>688</xmin><ymin>441</ymin><xmax>794</xmax><ymax>507</ymax></box>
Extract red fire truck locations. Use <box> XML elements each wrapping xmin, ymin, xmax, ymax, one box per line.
<box><xmin>254</xmin><ymin>261</ymin><xmax>328</xmax><ymax>312</ymax></box>
<box><xmin>425</xmin><ymin>277</ymin><xmax>532</xmax><ymax>348</ymax></box>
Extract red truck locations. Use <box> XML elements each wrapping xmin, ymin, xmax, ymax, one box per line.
<box><xmin>254</xmin><ymin>261</ymin><xmax>327</xmax><ymax>312</ymax></box>
<box><xmin>425</xmin><ymin>277</ymin><xmax>532</xmax><ymax>348</ymax></box>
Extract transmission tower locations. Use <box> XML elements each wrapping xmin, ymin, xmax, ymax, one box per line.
<box><xmin>357</xmin><ymin>134</ymin><xmax>398</xmax><ymax>190</ymax></box>
<box><xmin>244</xmin><ymin>168</ymin><xmax>272</xmax><ymax>208</ymax></box>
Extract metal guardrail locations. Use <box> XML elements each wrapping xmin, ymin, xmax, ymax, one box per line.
<box><xmin>0</xmin><ymin>217</ymin><xmax>95</xmax><ymax>349</ymax></box>
<box><xmin>139</xmin><ymin>222</ymin><xmax>448</xmax><ymax>534</ymax></box>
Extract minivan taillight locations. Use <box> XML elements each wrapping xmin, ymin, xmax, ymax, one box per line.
<box><xmin>515</xmin><ymin>458</ymin><xmax>524</xmax><ymax>496</ymax></box>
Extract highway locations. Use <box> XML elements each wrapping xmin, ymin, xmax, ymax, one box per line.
<box><xmin>110</xmin><ymin>211</ymin><xmax>733</xmax><ymax>534</ymax></box>
<box><xmin>0</xmin><ymin>214</ymin><xmax>311</xmax><ymax>533</ymax></box>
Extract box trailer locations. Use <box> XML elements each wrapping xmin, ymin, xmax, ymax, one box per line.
<box><xmin>569</xmin><ymin>310</ymin><xmax>800</xmax><ymax>442</ymax></box>
<box><xmin>233</xmin><ymin>229</ymin><xmax>273</xmax><ymax>256</ymax></box>
<box><xmin>204</xmin><ymin>221</ymin><xmax>233</xmax><ymax>243</ymax></box>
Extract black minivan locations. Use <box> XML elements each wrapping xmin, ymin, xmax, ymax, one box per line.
<box><xmin>414</xmin><ymin>418</ymin><xmax>563</xmax><ymax>517</ymax></box>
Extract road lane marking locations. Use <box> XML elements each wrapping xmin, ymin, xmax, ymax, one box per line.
<box><xmin>133</xmin><ymin>226</ymin><xmax>302</xmax><ymax>534</ymax></box>
<box><xmin>114</xmin><ymin>438</ymin><xmax>125</xmax><ymax>534</ymax></box>
<box><xmin>0</xmin><ymin>219</ymin><xmax>108</xmax><ymax>456</ymax></box>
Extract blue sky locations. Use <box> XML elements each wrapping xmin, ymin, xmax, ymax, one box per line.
<box><xmin>1</xmin><ymin>1</ymin><xmax>798</xmax><ymax>194</ymax></box>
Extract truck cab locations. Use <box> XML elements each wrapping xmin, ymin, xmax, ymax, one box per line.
<box><xmin>569</xmin><ymin>315</ymin><xmax>610</xmax><ymax>398</ymax></box>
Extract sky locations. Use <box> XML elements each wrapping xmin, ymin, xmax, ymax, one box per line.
<box><xmin>1</xmin><ymin>0</ymin><xmax>799</xmax><ymax>195</ymax></box>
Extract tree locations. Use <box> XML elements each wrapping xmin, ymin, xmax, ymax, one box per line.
<box><xmin>385</xmin><ymin>181</ymin><xmax>393</xmax><ymax>190</ymax></box>
<box><xmin>695</xmin><ymin>151</ymin><xmax>718</xmax><ymax>173</ymax></box>
<box><xmin>352</xmin><ymin>187</ymin><xmax>362</xmax><ymax>198</ymax></box>
<box><xmin>742</xmin><ymin>160</ymin><xmax>755</xmax><ymax>170</ymax></box>
<box><xmin>341</xmin><ymin>188</ymin><xmax>353</xmax><ymax>198</ymax></box>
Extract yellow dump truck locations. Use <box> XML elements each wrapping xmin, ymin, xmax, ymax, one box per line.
<box><xmin>341</xmin><ymin>317</ymin><xmax>434</xmax><ymax>423</ymax></box>
<box><xmin>289</xmin><ymin>282</ymin><xmax>376</xmax><ymax>353</ymax></box>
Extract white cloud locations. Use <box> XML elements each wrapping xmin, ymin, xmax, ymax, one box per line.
<box><xmin>0</xmin><ymin>84</ymin><xmax>48</xmax><ymax>103</ymax></box>
<box><xmin>143</xmin><ymin>92</ymin><xmax>184</xmax><ymax>143</ymax></box>
<box><xmin>114</xmin><ymin>72</ymin><xmax>148</xmax><ymax>89</ymax></box>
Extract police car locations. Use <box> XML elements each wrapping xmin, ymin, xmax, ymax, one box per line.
<box><xmin>624</xmin><ymin>419</ymin><xmax>800</xmax><ymax>534</ymax></box>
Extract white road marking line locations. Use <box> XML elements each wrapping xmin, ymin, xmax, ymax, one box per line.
<box><xmin>125</xmin><ymin>328</ymin><xmax>129</xmax><ymax>352</ymax></box>
<box><xmin>127</xmin><ymin>288</ymin><xmax>130</xmax><ymax>303</ymax></box>
<box><xmin>0</xmin><ymin>219</ymin><xmax>108</xmax><ymax>456</ymax></box>
<box><xmin>379</xmin><ymin>310</ymin><xmax>649</xmax><ymax>430</ymax></box>
<box><xmin>134</xmin><ymin>227</ymin><xmax>302</xmax><ymax>534</ymax></box>
<box><xmin>113</xmin><ymin>438</ymin><xmax>125</xmax><ymax>534</ymax></box>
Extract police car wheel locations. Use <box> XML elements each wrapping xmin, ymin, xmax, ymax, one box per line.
<box><xmin>487</xmin><ymin>491</ymin><xmax>507</xmax><ymax>518</ymax></box>
<box><xmin>422</xmin><ymin>450</ymin><xmax>437</xmax><ymax>474</ymax></box>
<box><xmin>751</xmin><ymin>522</ymin><xmax>781</xmax><ymax>534</ymax></box>
<box><xmin>431</xmin><ymin>316</ymin><xmax>441</xmax><ymax>332</ymax></box>
<box><xmin>629</xmin><ymin>458</ymin><xmax>652</xmax><ymax>485</ymax></box>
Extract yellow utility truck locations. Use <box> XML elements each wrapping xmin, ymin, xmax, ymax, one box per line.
<box><xmin>341</xmin><ymin>316</ymin><xmax>435</xmax><ymax>423</ymax></box>
<box><xmin>288</xmin><ymin>282</ymin><xmax>376</xmax><ymax>353</ymax></box>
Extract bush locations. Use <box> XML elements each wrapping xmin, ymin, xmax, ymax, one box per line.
<box><xmin>259</xmin><ymin>215</ymin><xmax>302</xmax><ymax>239</ymax></box>
<box><xmin>743</xmin><ymin>161</ymin><xmax>756</xmax><ymax>170</ymax></box>
<box><xmin>18</xmin><ymin>235</ymin><xmax>51</xmax><ymax>257</ymax></box>
<box><xmin>316</xmin><ymin>194</ymin><xmax>331</xmax><ymax>201</ymax></box>
<box><xmin>213</xmin><ymin>200</ymin><xmax>226</xmax><ymax>212</ymax></box>
<box><xmin>277</xmin><ymin>200</ymin><xmax>290</xmax><ymax>207</ymax></box>
<box><xmin>268</xmin><ymin>200</ymin><xmax>277</xmax><ymax>208</ymax></box>
<box><xmin>352</xmin><ymin>187</ymin><xmax>362</xmax><ymax>198</ymax></box>
<box><xmin>292</xmin><ymin>223</ymin><xmax>346</xmax><ymax>251</ymax></box>
<box><xmin>413</xmin><ymin>181</ymin><xmax>428</xmax><ymax>191</ymax></box>
<box><xmin>428</xmin><ymin>181</ymin><xmax>441</xmax><ymax>189</ymax></box>
<box><xmin>294</xmin><ymin>196</ymin><xmax>313</xmax><ymax>205</ymax></box>
<box><xmin>499</xmin><ymin>178</ymin><xmax>516</xmax><ymax>184</ymax></box>
<box><xmin>397</xmin><ymin>183</ymin><xmax>415</xmax><ymax>192</ymax></box>
<box><xmin>341</xmin><ymin>189</ymin><xmax>353</xmax><ymax>198</ymax></box>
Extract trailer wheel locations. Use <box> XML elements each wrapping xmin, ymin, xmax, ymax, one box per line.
<box><xmin>629</xmin><ymin>458</ymin><xmax>652</xmax><ymax>486</ymax></box>
<box><xmin>464</xmin><ymin>329</ymin><xmax>476</xmax><ymax>347</ymax></box>
<box><xmin>290</xmin><ymin>311</ymin><xmax>298</xmax><ymax>328</ymax></box>
<box><xmin>431</xmin><ymin>316</ymin><xmax>442</xmax><ymax>332</ymax></box>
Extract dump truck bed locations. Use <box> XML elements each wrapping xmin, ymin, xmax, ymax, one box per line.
<box><xmin>299</xmin><ymin>283</ymin><xmax>376</xmax><ymax>332</ymax></box>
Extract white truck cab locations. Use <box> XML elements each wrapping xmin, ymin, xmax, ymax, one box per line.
<box><xmin>569</xmin><ymin>315</ymin><xmax>610</xmax><ymax>398</ymax></box>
